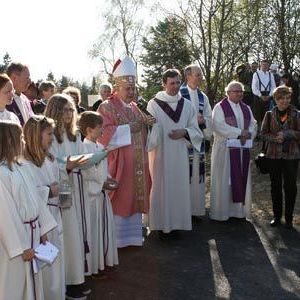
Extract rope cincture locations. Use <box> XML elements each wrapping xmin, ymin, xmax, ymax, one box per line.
<box><xmin>74</xmin><ymin>169</ymin><xmax>90</xmax><ymax>273</ymax></box>
<box><xmin>23</xmin><ymin>215</ymin><xmax>40</xmax><ymax>300</ymax></box>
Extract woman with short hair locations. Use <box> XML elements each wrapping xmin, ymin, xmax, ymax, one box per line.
<box><xmin>261</xmin><ymin>85</ymin><xmax>300</xmax><ymax>228</ymax></box>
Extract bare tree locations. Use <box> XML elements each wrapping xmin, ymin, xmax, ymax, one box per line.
<box><xmin>89</xmin><ymin>0</ymin><xmax>146</xmax><ymax>77</ymax></box>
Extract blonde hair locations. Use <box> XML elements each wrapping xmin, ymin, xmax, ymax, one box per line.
<box><xmin>0</xmin><ymin>121</ymin><xmax>23</xmax><ymax>170</ymax></box>
<box><xmin>44</xmin><ymin>93</ymin><xmax>78</xmax><ymax>144</ymax></box>
<box><xmin>23</xmin><ymin>116</ymin><xmax>55</xmax><ymax>167</ymax></box>
<box><xmin>63</xmin><ymin>86</ymin><xmax>81</xmax><ymax>104</ymax></box>
<box><xmin>272</xmin><ymin>85</ymin><xmax>292</xmax><ymax>101</ymax></box>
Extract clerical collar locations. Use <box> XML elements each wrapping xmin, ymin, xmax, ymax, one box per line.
<box><xmin>121</xmin><ymin>100</ymin><xmax>132</xmax><ymax>108</ymax></box>
<box><xmin>228</xmin><ymin>98</ymin><xmax>240</xmax><ymax>105</ymax></box>
<box><xmin>187</xmin><ymin>84</ymin><xmax>198</xmax><ymax>91</ymax></box>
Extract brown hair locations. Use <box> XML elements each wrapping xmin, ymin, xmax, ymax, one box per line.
<box><xmin>162</xmin><ymin>69</ymin><xmax>181</xmax><ymax>84</ymax></box>
<box><xmin>0</xmin><ymin>122</ymin><xmax>23</xmax><ymax>170</ymax></box>
<box><xmin>0</xmin><ymin>73</ymin><xmax>11</xmax><ymax>90</ymax></box>
<box><xmin>63</xmin><ymin>86</ymin><xmax>81</xmax><ymax>104</ymax></box>
<box><xmin>78</xmin><ymin>111</ymin><xmax>103</xmax><ymax>136</ymax></box>
<box><xmin>272</xmin><ymin>85</ymin><xmax>292</xmax><ymax>101</ymax></box>
<box><xmin>23</xmin><ymin>116</ymin><xmax>55</xmax><ymax>167</ymax></box>
<box><xmin>44</xmin><ymin>93</ymin><xmax>78</xmax><ymax>143</ymax></box>
<box><xmin>6</xmin><ymin>62</ymin><xmax>27</xmax><ymax>77</ymax></box>
<box><xmin>38</xmin><ymin>80</ymin><xmax>56</xmax><ymax>95</ymax></box>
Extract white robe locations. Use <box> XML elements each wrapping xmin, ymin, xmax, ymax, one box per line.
<box><xmin>0</xmin><ymin>162</ymin><xmax>57</xmax><ymax>300</ymax></box>
<box><xmin>49</xmin><ymin>132</ymin><xmax>87</xmax><ymax>283</ymax></box>
<box><xmin>82</xmin><ymin>139</ymin><xmax>118</xmax><ymax>272</ymax></box>
<box><xmin>147</xmin><ymin>91</ymin><xmax>203</xmax><ymax>232</ymax></box>
<box><xmin>27</xmin><ymin>158</ymin><xmax>65</xmax><ymax>300</ymax></box>
<box><xmin>210</xmin><ymin>99</ymin><xmax>257</xmax><ymax>221</ymax></box>
<box><xmin>0</xmin><ymin>109</ymin><xmax>20</xmax><ymax>124</ymax></box>
<box><xmin>186</xmin><ymin>87</ymin><xmax>212</xmax><ymax>216</ymax></box>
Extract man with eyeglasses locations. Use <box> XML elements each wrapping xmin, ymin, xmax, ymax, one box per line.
<box><xmin>180</xmin><ymin>65</ymin><xmax>212</xmax><ymax>222</ymax></box>
<box><xmin>147</xmin><ymin>69</ymin><xmax>203</xmax><ymax>239</ymax></box>
<box><xmin>210</xmin><ymin>81</ymin><xmax>257</xmax><ymax>221</ymax></box>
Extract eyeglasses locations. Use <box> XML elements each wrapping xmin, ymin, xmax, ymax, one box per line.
<box><xmin>229</xmin><ymin>90</ymin><xmax>244</xmax><ymax>93</ymax></box>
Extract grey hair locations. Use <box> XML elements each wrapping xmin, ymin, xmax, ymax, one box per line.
<box><xmin>225</xmin><ymin>81</ymin><xmax>244</xmax><ymax>96</ymax></box>
<box><xmin>99</xmin><ymin>83</ymin><xmax>112</xmax><ymax>91</ymax></box>
<box><xmin>184</xmin><ymin>64</ymin><xmax>201</xmax><ymax>78</ymax></box>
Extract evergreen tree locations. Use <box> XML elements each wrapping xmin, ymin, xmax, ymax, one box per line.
<box><xmin>0</xmin><ymin>52</ymin><xmax>12</xmax><ymax>72</ymax></box>
<box><xmin>58</xmin><ymin>75</ymin><xmax>71</xmax><ymax>91</ymax></box>
<box><xmin>141</xmin><ymin>17</ymin><xmax>193</xmax><ymax>100</ymax></box>
<box><xmin>47</xmin><ymin>72</ymin><xmax>56</xmax><ymax>83</ymax></box>
<box><xmin>90</xmin><ymin>76</ymin><xmax>98</xmax><ymax>94</ymax></box>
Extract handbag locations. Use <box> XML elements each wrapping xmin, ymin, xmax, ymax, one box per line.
<box><xmin>255</xmin><ymin>141</ymin><xmax>270</xmax><ymax>174</ymax></box>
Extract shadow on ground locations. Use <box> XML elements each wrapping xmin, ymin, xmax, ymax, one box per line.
<box><xmin>88</xmin><ymin>217</ymin><xmax>300</xmax><ymax>300</ymax></box>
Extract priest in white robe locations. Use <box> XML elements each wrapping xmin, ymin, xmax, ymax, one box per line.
<box><xmin>147</xmin><ymin>69</ymin><xmax>203</xmax><ymax>234</ymax></box>
<box><xmin>180</xmin><ymin>65</ymin><xmax>212</xmax><ymax>217</ymax></box>
<box><xmin>210</xmin><ymin>81</ymin><xmax>257</xmax><ymax>221</ymax></box>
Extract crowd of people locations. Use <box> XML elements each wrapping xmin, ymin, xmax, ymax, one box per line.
<box><xmin>0</xmin><ymin>57</ymin><xmax>299</xmax><ymax>300</ymax></box>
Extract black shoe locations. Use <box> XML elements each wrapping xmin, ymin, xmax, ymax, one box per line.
<box><xmin>158</xmin><ymin>231</ymin><xmax>171</xmax><ymax>240</ymax></box>
<box><xmin>285</xmin><ymin>222</ymin><xmax>293</xmax><ymax>229</ymax></box>
<box><xmin>66</xmin><ymin>285</ymin><xmax>87</xmax><ymax>300</ymax></box>
<box><xmin>270</xmin><ymin>219</ymin><xmax>281</xmax><ymax>227</ymax></box>
<box><xmin>192</xmin><ymin>216</ymin><xmax>203</xmax><ymax>224</ymax></box>
<box><xmin>80</xmin><ymin>282</ymin><xmax>91</xmax><ymax>295</ymax></box>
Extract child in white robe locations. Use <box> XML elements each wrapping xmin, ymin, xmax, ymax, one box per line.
<box><xmin>23</xmin><ymin>116</ymin><xmax>65</xmax><ymax>300</ymax></box>
<box><xmin>79</xmin><ymin>111</ymin><xmax>119</xmax><ymax>276</ymax></box>
<box><xmin>45</xmin><ymin>94</ymin><xmax>91</xmax><ymax>299</ymax></box>
<box><xmin>0</xmin><ymin>121</ymin><xmax>57</xmax><ymax>300</ymax></box>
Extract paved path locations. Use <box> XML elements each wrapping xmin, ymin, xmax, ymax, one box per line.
<box><xmin>88</xmin><ymin>217</ymin><xmax>300</xmax><ymax>300</ymax></box>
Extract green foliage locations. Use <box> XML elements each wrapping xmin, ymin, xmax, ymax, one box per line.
<box><xmin>47</xmin><ymin>72</ymin><xmax>56</xmax><ymax>83</ymax></box>
<box><xmin>141</xmin><ymin>17</ymin><xmax>193</xmax><ymax>100</ymax></box>
<box><xmin>90</xmin><ymin>77</ymin><xmax>98</xmax><ymax>94</ymax></box>
<box><xmin>0</xmin><ymin>52</ymin><xmax>12</xmax><ymax>73</ymax></box>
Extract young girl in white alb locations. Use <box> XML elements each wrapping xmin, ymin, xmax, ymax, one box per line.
<box><xmin>45</xmin><ymin>94</ymin><xmax>90</xmax><ymax>299</ymax></box>
<box><xmin>23</xmin><ymin>115</ymin><xmax>65</xmax><ymax>300</ymax></box>
<box><xmin>0</xmin><ymin>121</ymin><xmax>56</xmax><ymax>300</ymax></box>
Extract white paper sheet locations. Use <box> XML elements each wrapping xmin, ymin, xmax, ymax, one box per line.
<box><xmin>226</xmin><ymin>139</ymin><xmax>253</xmax><ymax>149</ymax></box>
<box><xmin>107</xmin><ymin>124</ymin><xmax>131</xmax><ymax>150</ymax></box>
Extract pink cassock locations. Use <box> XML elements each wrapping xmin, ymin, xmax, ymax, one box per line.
<box><xmin>98</xmin><ymin>95</ymin><xmax>151</xmax><ymax>217</ymax></box>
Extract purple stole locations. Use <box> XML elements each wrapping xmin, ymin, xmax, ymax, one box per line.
<box><xmin>220</xmin><ymin>98</ymin><xmax>251</xmax><ymax>204</ymax></box>
<box><xmin>154</xmin><ymin>98</ymin><xmax>184</xmax><ymax>123</ymax></box>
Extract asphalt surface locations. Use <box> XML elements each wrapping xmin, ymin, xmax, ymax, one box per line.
<box><xmin>87</xmin><ymin>216</ymin><xmax>300</xmax><ymax>300</ymax></box>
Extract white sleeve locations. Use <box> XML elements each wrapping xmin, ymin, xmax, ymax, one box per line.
<box><xmin>251</xmin><ymin>72</ymin><xmax>261</xmax><ymax>97</ymax></box>
<box><xmin>202</xmin><ymin>94</ymin><xmax>212</xmax><ymax>140</ymax></box>
<box><xmin>0</xmin><ymin>180</ymin><xmax>26</xmax><ymax>258</ymax></box>
<box><xmin>212</xmin><ymin>104</ymin><xmax>242</xmax><ymax>138</ymax></box>
<box><xmin>185</xmin><ymin>103</ymin><xmax>203</xmax><ymax>152</ymax></box>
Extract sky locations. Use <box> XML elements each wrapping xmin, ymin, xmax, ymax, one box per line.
<box><xmin>1</xmin><ymin>0</ymin><xmax>173</xmax><ymax>85</ymax></box>
<box><xmin>1</xmin><ymin>0</ymin><xmax>106</xmax><ymax>83</ymax></box>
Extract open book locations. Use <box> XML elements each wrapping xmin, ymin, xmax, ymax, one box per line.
<box><xmin>56</xmin><ymin>150</ymin><xmax>108</xmax><ymax>170</ymax></box>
